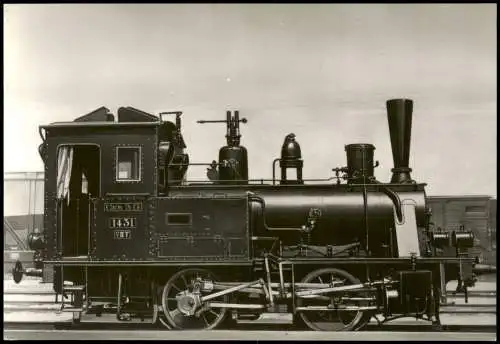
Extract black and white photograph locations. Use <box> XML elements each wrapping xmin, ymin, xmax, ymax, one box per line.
<box><xmin>3</xmin><ymin>3</ymin><xmax>496</xmax><ymax>341</ymax></box>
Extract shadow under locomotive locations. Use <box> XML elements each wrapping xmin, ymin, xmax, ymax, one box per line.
<box><xmin>12</xmin><ymin>99</ymin><xmax>489</xmax><ymax>331</ymax></box>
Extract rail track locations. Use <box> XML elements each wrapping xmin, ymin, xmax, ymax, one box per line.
<box><xmin>4</xmin><ymin>328</ymin><xmax>496</xmax><ymax>341</ymax></box>
<box><xmin>4</xmin><ymin>276</ymin><xmax>496</xmax><ymax>335</ymax></box>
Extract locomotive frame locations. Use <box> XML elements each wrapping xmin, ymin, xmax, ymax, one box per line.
<box><xmin>15</xmin><ymin>100</ymin><xmax>479</xmax><ymax>331</ymax></box>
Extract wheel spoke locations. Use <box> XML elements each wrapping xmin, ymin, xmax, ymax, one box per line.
<box><xmin>161</xmin><ymin>268</ymin><xmax>228</xmax><ymax>330</ymax></box>
<box><xmin>201</xmin><ymin>313</ymin><xmax>209</xmax><ymax>326</ymax></box>
<box><xmin>180</xmin><ymin>275</ymin><xmax>189</xmax><ymax>289</ymax></box>
<box><xmin>171</xmin><ymin>283</ymin><xmax>181</xmax><ymax>292</ymax></box>
<box><xmin>208</xmin><ymin>309</ymin><xmax>219</xmax><ymax>318</ymax></box>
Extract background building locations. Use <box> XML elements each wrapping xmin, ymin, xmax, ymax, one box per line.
<box><xmin>4</xmin><ymin>172</ymin><xmax>44</xmax><ymax>250</ymax></box>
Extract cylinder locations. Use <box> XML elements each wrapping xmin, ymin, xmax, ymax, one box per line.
<box><xmin>386</xmin><ymin>99</ymin><xmax>413</xmax><ymax>183</ymax></box>
<box><xmin>429</xmin><ymin>232</ymin><xmax>450</xmax><ymax>248</ymax></box>
<box><xmin>452</xmin><ymin>231</ymin><xmax>474</xmax><ymax>248</ymax></box>
<box><xmin>345</xmin><ymin>144</ymin><xmax>375</xmax><ymax>182</ymax></box>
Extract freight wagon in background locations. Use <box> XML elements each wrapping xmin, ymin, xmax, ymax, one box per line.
<box><xmin>427</xmin><ymin>196</ymin><xmax>496</xmax><ymax>266</ymax></box>
<box><xmin>4</xmin><ymin>175</ymin><xmax>496</xmax><ymax>269</ymax></box>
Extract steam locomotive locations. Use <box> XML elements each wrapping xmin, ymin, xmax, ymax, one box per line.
<box><xmin>13</xmin><ymin>98</ymin><xmax>479</xmax><ymax>331</ymax></box>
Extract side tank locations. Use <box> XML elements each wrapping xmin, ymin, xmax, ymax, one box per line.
<box><xmin>167</xmin><ymin>184</ymin><xmax>426</xmax><ymax>258</ymax></box>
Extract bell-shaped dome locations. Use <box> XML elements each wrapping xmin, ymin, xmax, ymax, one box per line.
<box><xmin>281</xmin><ymin>133</ymin><xmax>302</xmax><ymax>160</ymax></box>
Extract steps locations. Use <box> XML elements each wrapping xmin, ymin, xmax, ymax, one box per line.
<box><xmin>59</xmin><ymin>285</ymin><xmax>85</xmax><ymax>316</ymax></box>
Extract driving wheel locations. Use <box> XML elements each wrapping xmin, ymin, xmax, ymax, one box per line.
<box><xmin>161</xmin><ymin>268</ymin><xmax>228</xmax><ymax>330</ymax></box>
<box><xmin>296</xmin><ymin>267</ymin><xmax>371</xmax><ymax>331</ymax></box>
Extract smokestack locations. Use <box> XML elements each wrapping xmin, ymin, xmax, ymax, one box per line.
<box><xmin>386</xmin><ymin>99</ymin><xmax>414</xmax><ymax>183</ymax></box>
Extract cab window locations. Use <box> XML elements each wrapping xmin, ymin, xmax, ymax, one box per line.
<box><xmin>116</xmin><ymin>146</ymin><xmax>141</xmax><ymax>182</ymax></box>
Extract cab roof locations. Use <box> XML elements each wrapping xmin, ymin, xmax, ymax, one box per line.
<box><xmin>40</xmin><ymin>106</ymin><xmax>168</xmax><ymax>130</ymax></box>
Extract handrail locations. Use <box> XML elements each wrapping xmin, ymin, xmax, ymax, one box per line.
<box><xmin>247</xmin><ymin>194</ymin><xmax>308</xmax><ymax>232</ymax></box>
<box><xmin>168</xmin><ymin>177</ymin><xmax>337</xmax><ymax>185</ymax></box>
<box><xmin>166</xmin><ymin>179</ymin><xmax>425</xmax><ymax>190</ymax></box>
<box><xmin>272</xmin><ymin>158</ymin><xmax>281</xmax><ymax>185</ymax></box>
<box><xmin>371</xmin><ymin>180</ymin><xmax>403</xmax><ymax>223</ymax></box>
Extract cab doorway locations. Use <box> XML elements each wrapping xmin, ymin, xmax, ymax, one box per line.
<box><xmin>56</xmin><ymin>144</ymin><xmax>100</xmax><ymax>257</ymax></box>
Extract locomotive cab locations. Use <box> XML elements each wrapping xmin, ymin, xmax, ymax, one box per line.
<box><xmin>37</xmin><ymin>106</ymin><xmax>188</xmax><ymax>280</ymax></box>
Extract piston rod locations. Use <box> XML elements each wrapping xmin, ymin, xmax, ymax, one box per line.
<box><xmin>296</xmin><ymin>305</ymin><xmax>378</xmax><ymax>312</ymax></box>
<box><xmin>295</xmin><ymin>283</ymin><xmax>365</xmax><ymax>297</ymax></box>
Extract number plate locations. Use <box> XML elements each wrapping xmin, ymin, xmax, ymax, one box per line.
<box><xmin>113</xmin><ymin>230</ymin><xmax>131</xmax><ymax>240</ymax></box>
<box><xmin>109</xmin><ymin>217</ymin><xmax>137</xmax><ymax>229</ymax></box>
<box><xmin>104</xmin><ymin>203</ymin><xmax>143</xmax><ymax>212</ymax></box>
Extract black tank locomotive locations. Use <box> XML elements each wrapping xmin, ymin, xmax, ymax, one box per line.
<box><xmin>14</xmin><ymin>99</ymin><xmax>479</xmax><ymax>331</ymax></box>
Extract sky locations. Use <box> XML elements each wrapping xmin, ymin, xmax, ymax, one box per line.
<box><xmin>3</xmin><ymin>4</ymin><xmax>497</xmax><ymax>197</ymax></box>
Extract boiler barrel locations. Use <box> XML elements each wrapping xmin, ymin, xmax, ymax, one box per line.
<box><xmin>251</xmin><ymin>187</ymin><xmax>426</xmax><ymax>255</ymax></box>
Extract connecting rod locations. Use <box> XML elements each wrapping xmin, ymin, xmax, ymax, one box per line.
<box><xmin>200</xmin><ymin>280</ymin><xmax>262</xmax><ymax>302</ymax></box>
